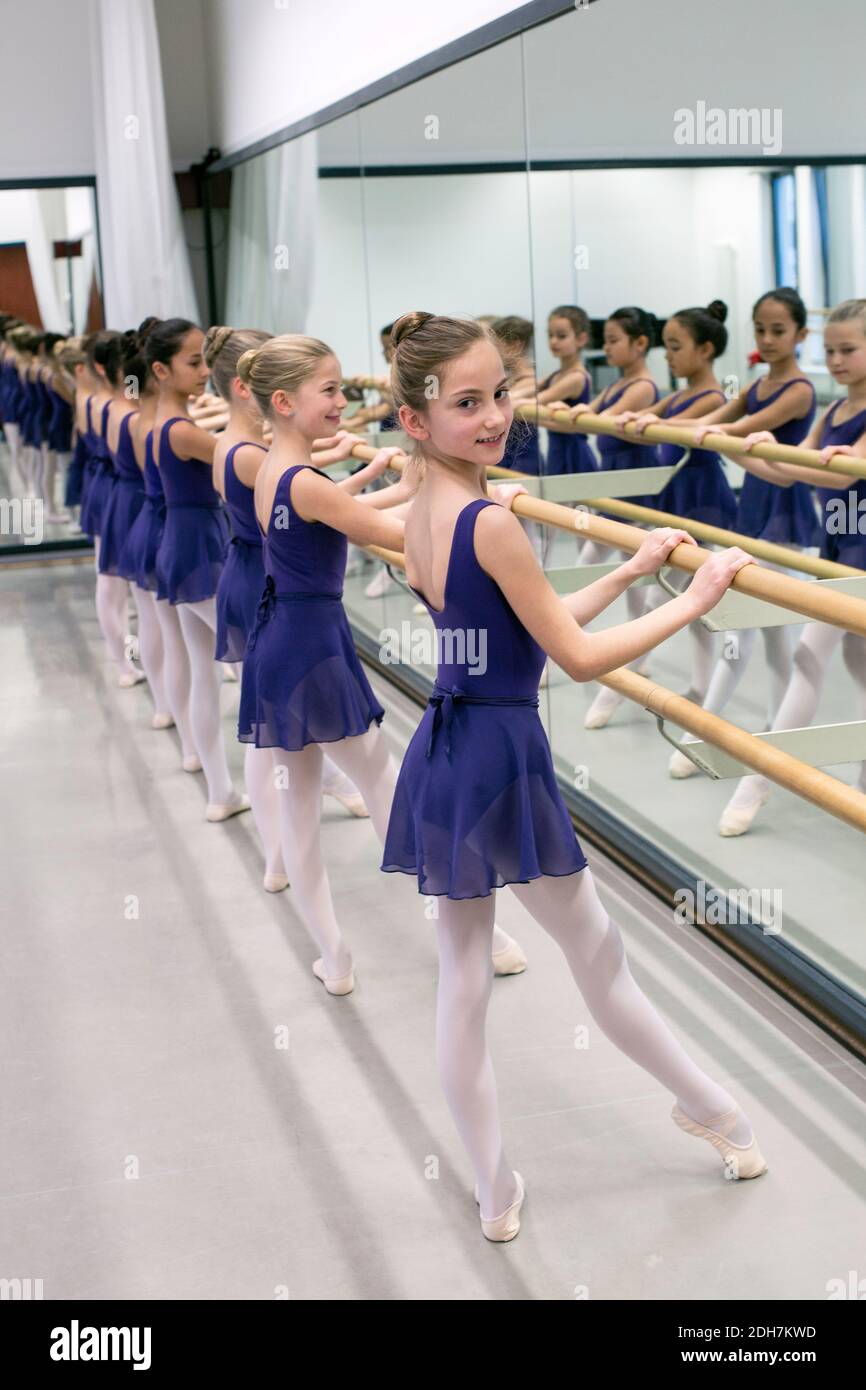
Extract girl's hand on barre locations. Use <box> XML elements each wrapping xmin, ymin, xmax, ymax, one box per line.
<box><xmin>367</xmin><ymin>444</ymin><xmax>404</xmax><ymax>477</ymax></box>
<box><xmin>625</xmin><ymin>411</ymin><xmax>663</xmax><ymax>436</ymax></box>
<box><xmin>741</xmin><ymin>430</ymin><xmax>776</xmax><ymax>453</ymax></box>
<box><xmin>545</xmin><ymin>399</ymin><xmax>572</xmax><ymax>415</ymax></box>
<box><xmin>626</xmin><ymin>526</ymin><xmax>696</xmax><ymax>577</ymax></box>
<box><xmin>489</xmin><ymin>483</ymin><xmax>529</xmax><ymax>511</ymax></box>
<box><xmin>685</xmin><ymin>547</ymin><xmax>756</xmax><ymax>616</ymax></box>
<box><xmin>569</xmin><ymin>403</ymin><xmax>592</xmax><ymax>421</ymax></box>
<box><xmin>691</xmin><ymin>422</ymin><xmax>725</xmax><ymax>446</ymax></box>
<box><xmin>820</xmin><ymin>443</ymin><xmax>856</xmax><ymax>464</ymax></box>
<box><xmin>311</xmin><ymin>428</ymin><xmax>361</xmax><ymax>462</ymax></box>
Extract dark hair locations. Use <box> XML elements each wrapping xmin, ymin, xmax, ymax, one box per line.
<box><xmin>86</xmin><ymin>329</ymin><xmax>123</xmax><ymax>384</ymax></box>
<box><xmin>42</xmin><ymin>331</ymin><xmax>65</xmax><ymax>357</ymax></box>
<box><xmin>119</xmin><ymin>328</ymin><xmax>148</xmax><ymax>398</ymax></box>
<box><xmin>380</xmin><ymin>321</ymin><xmax>395</xmax><ymax>337</ymax></box>
<box><xmin>752</xmin><ymin>287</ymin><xmax>807</xmax><ymax>330</ymax></box>
<box><xmin>607</xmin><ymin>305</ymin><xmax>660</xmax><ymax>350</ymax></box>
<box><xmin>143</xmin><ymin>317</ymin><xmax>198</xmax><ymax>371</ymax></box>
<box><xmin>669</xmin><ymin>300</ymin><xmax>728</xmax><ymax>358</ymax></box>
<box><xmin>548</xmin><ymin>304</ymin><xmax>591</xmax><ymax>340</ymax></box>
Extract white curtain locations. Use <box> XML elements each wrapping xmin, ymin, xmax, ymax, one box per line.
<box><xmin>225</xmin><ymin>132</ymin><xmax>318</xmax><ymax>334</ymax></box>
<box><xmin>89</xmin><ymin>0</ymin><xmax>199</xmax><ymax>327</ymax></box>
<box><xmin>24</xmin><ymin>190</ymin><xmax>67</xmax><ymax>331</ymax></box>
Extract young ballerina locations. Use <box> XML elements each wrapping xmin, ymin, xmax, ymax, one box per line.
<box><xmin>612</xmin><ymin>301</ymin><xmax>738</xmax><ymax>707</ymax></box>
<box><xmin>653</xmin><ymin>288</ymin><xmax>818</xmax><ymax>775</ymax></box>
<box><xmin>204</xmin><ymin>324</ymin><xmax>378</xmax><ymax>890</ymax></box>
<box><xmin>40</xmin><ymin>334</ymin><xmax>74</xmax><ymax>521</ymax></box>
<box><xmin>535</xmin><ymin>305</ymin><xmax>596</xmax><ymax>476</ymax></box>
<box><xmin>119</xmin><ymin>319</ymin><xmax>197</xmax><ymax>750</ymax></box>
<box><xmin>378</xmin><ymin>311</ymin><xmax>766</xmax><ymax>1242</ymax></box>
<box><xmin>700</xmin><ymin>298</ymin><xmax>866</xmax><ymax>834</ymax></box>
<box><xmin>236</xmin><ymin>333</ymin><xmax>528</xmax><ymax>990</ymax></box>
<box><xmin>55</xmin><ymin>336</ymin><xmax>89</xmax><ymax>529</ymax></box>
<box><xmin>79</xmin><ymin>331</ymin><xmax>144</xmax><ymax>686</ymax></box>
<box><xmin>147</xmin><ymin>317</ymin><xmax>249</xmax><ymax>821</ymax></box>
<box><xmin>566</xmin><ymin>306</ymin><xmax>662</xmax><ymax>728</ymax></box>
<box><xmin>97</xmin><ymin>331</ymin><xmax>149</xmax><ymax>672</ymax></box>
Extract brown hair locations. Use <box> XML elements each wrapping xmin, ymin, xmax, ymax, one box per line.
<box><xmin>548</xmin><ymin>304</ymin><xmax>590</xmax><ymax>340</ymax></box>
<box><xmin>388</xmin><ymin>310</ymin><xmax>502</xmax><ymax>437</ymax></box>
<box><xmin>236</xmin><ymin>333</ymin><xmax>335</xmax><ymax>418</ymax></box>
<box><xmin>203</xmin><ymin>325</ymin><xmax>272</xmax><ymax>400</ymax></box>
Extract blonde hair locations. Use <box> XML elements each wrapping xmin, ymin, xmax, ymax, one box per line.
<box><xmin>827</xmin><ymin>299</ymin><xmax>866</xmax><ymax>336</ymax></box>
<box><xmin>236</xmin><ymin>334</ymin><xmax>335</xmax><ymax>418</ymax></box>
<box><xmin>202</xmin><ymin>325</ymin><xmax>272</xmax><ymax>400</ymax></box>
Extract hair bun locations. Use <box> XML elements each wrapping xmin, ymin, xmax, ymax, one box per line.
<box><xmin>706</xmin><ymin>299</ymin><xmax>728</xmax><ymax>324</ymax></box>
<box><xmin>236</xmin><ymin>347</ymin><xmax>258</xmax><ymax>382</ymax></box>
<box><xmin>390</xmin><ymin>312</ymin><xmax>435</xmax><ymax>349</ymax></box>
<box><xmin>203</xmin><ymin>325</ymin><xmax>234</xmax><ymax>369</ymax></box>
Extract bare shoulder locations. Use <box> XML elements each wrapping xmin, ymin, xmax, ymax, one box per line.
<box><xmin>473</xmin><ymin>500</ymin><xmax>535</xmax><ymax>572</ymax></box>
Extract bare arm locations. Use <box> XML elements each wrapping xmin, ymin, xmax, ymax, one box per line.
<box><xmin>289</xmin><ymin>467</ymin><xmax>406</xmax><ymax>552</ymax></box>
<box><xmin>473</xmin><ymin>506</ymin><xmax>754</xmax><ymax>682</ymax></box>
<box><xmin>561</xmin><ymin>527</ymin><xmax>699</xmax><ymax>625</ymax></box>
<box><xmin>166</xmin><ymin>419</ymin><xmax>218</xmax><ymax>465</ymax></box>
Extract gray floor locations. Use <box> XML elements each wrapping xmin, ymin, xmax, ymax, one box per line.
<box><xmin>2</xmin><ymin>559</ymin><xmax>865</xmax><ymax>1301</ymax></box>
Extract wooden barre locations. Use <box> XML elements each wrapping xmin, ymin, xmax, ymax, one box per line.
<box><xmin>316</xmin><ymin>440</ymin><xmax>866</xmax><ymax>635</ymax></box>
<box><xmin>518</xmin><ymin>402</ymin><xmax>866</xmax><ymax>484</ymax></box>
<box><xmin>488</xmin><ymin>464</ymin><xmax>864</xmax><ymax>579</ymax></box>
<box><xmin>362</xmin><ymin>541</ymin><xmax>866</xmax><ymax>836</ymax></box>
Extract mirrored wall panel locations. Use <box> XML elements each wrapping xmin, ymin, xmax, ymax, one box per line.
<box><xmin>0</xmin><ymin>181</ymin><xmax>102</xmax><ymax>549</ymax></box>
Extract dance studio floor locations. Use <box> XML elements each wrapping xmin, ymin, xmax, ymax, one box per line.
<box><xmin>2</xmin><ymin>557</ymin><xmax>866</xmax><ymax>1300</ymax></box>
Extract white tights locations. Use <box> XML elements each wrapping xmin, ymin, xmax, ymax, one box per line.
<box><xmin>698</xmin><ymin>563</ymin><xmax>807</xmax><ymax>728</ymax></box>
<box><xmin>153</xmin><ymin>596</ymin><xmax>204</xmax><ymax>769</ymax></box>
<box><xmin>131</xmin><ymin>584</ymin><xmax>169</xmax><ymax>717</ymax></box>
<box><xmin>93</xmin><ymin>540</ymin><xmax>138</xmax><ymax>680</ymax></box>
<box><xmin>174</xmin><ymin>597</ymin><xmax>240</xmax><ymax>807</ymax></box>
<box><xmin>435</xmin><ymin>867</ymin><xmax>751</xmax><ymax>1217</ymax></box>
<box><xmin>579</xmin><ymin>538</ymin><xmax>652</xmax><ymax>718</ymax></box>
<box><xmin>269</xmin><ymin>726</ymin><xmax>519</xmax><ymax>977</ymax></box>
<box><xmin>726</xmin><ymin>622</ymin><xmax>866</xmax><ymax>810</ymax></box>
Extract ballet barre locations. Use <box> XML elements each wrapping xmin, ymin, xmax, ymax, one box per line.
<box><xmin>325</xmin><ymin>440</ymin><xmax>866</xmax><ymax>638</ymax></box>
<box><xmin>362</xmin><ymin>539</ymin><xmax>866</xmax><ymax>834</ymax></box>
<box><xmin>517</xmin><ymin>402</ymin><xmax>866</xmax><ymax>484</ymax></box>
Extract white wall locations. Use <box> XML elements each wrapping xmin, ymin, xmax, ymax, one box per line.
<box><xmin>202</xmin><ymin>0</ymin><xmax>528</xmax><ymax>159</ymax></box>
<box><xmin>0</xmin><ymin>0</ymin><xmax>94</xmax><ymax>178</ymax></box>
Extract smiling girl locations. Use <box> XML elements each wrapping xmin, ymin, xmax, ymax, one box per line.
<box><xmin>379</xmin><ymin>311</ymin><xmax>766</xmax><ymax>1241</ymax></box>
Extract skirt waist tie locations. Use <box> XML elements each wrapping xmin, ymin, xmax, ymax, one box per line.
<box><xmin>426</xmin><ymin>682</ymin><xmax>539</xmax><ymax>759</ymax></box>
<box><xmin>246</xmin><ymin>575</ymin><xmax>344</xmax><ymax>651</ymax></box>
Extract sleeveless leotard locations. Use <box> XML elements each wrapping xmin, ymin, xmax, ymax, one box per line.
<box><xmin>120</xmin><ymin>430</ymin><xmax>167</xmax><ymax>593</ymax></box>
<box><xmin>817</xmin><ymin>399</ymin><xmax>866</xmax><ymax>570</ymax></box>
<box><xmin>734</xmin><ymin>378</ymin><xmax>818</xmax><ymax>546</ymax></box>
<box><xmin>381</xmin><ymin>497</ymin><xmax>588</xmax><ymax>899</ymax></box>
<box><xmin>539</xmin><ymin>369</ymin><xmax>596</xmax><ymax>475</ymax></box>
<box><xmin>80</xmin><ymin>400</ymin><xmax>114</xmax><ymax>539</ymax></box>
<box><xmin>238</xmin><ymin>463</ymin><xmax>385</xmax><ymax>749</ymax></box>
<box><xmin>655</xmin><ymin>388</ymin><xmax>738</xmax><ymax>529</ymax></box>
<box><xmin>98</xmin><ymin>412</ymin><xmax>146</xmax><ymax>575</ymax></box>
<box><xmin>596</xmin><ymin>376</ymin><xmax>661</xmax><ymax>511</ymax></box>
<box><xmin>215</xmin><ymin>442</ymin><xmax>268</xmax><ymax>663</ymax></box>
<box><xmin>155</xmin><ymin>416</ymin><xmax>230</xmax><ymax>604</ymax></box>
